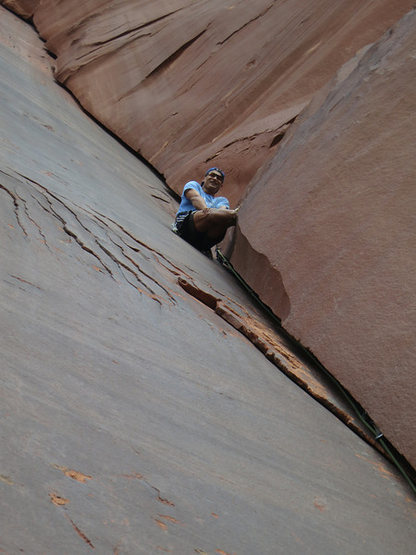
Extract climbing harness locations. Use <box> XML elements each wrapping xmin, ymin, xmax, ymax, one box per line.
<box><xmin>216</xmin><ymin>248</ymin><xmax>416</xmax><ymax>495</ymax></box>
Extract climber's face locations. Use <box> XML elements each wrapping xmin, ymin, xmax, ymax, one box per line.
<box><xmin>203</xmin><ymin>171</ymin><xmax>224</xmax><ymax>195</ymax></box>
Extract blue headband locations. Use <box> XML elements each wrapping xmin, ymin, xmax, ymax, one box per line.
<box><xmin>205</xmin><ymin>167</ymin><xmax>225</xmax><ymax>180</ymax></box>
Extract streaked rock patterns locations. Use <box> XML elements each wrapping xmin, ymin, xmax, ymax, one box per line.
<box><xmin>5</xmin><ymin>0</ymin><xmax>412</xmax><ymax>203</ymax></box>
<box><xmin>2</xmin><ymin>0</ymin><xmax>37</xmax><ymax>18</ymax></box>
<box><xmin>3</xmin><ymin>1</ymin><xmax>415</xmax><ymax>466</ymax></box>
<box><xmin>1</xmin><ymin>7</ymin><xmax>416</xmax><ymax>554</ymax></box>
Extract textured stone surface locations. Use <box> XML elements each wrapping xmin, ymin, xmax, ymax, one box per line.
<box><xmin>6</xmin><ymin>0</ymin><xmax>412</xmax><ymax>205</ymax></box>
<box><xmin>1</xmin><ymin>7</ymin><xmax>416</xmax><ymax>554</ymax></box>
<box><xmin>1</xmin><ymin>0</ymin><xmax>37</xmax><ymax>18</ymax></box>
<box><xmin>4</xmin><ymin>0</ymin><xmax>416</xmax><ymax>477</ymax></box>
<box><xmin>232</xmin><ymin>10</ymin><xmax>416</xmax><ymax>467</ymax></box>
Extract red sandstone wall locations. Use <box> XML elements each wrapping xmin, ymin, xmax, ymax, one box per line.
<box><xmin>1</xmin><ymin>10</ymin><xmax>416</xmax><ymax>549</ymax></box>
<box><xmin>2</xmin><ymin>0</ymin><xmax>37</xmax><ymax>18</ymax></box>
<box><xmin>2</xmin><ymin>0</ymin><xmax>415</xmax><ymax>466</ymax></box>
<box><xmin>3</xmin><ymin>0</ymin><xmax>412</xmax><ymax>205</ymax></box>
<box><xmin>232</xmin><ymin>10</ymin><xmax>416</xmax><ymax>466</ymax></box>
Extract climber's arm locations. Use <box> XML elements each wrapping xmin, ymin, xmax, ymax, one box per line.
<box><xmin>185</xmin><ymin>188</ymin><xmax>208</xmax><ymax>211</ymax></box>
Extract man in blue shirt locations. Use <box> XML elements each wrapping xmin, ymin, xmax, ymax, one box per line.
<box><xmin>173</xmin><ymin>167</ymin><xmax>238</xmax><ymax>255</ymax></box>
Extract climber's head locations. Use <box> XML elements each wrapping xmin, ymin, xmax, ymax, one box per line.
<box><xmin>202</xmin><ymin>167</ymin><xmax>225</xmax><ymax>195</ymax></box>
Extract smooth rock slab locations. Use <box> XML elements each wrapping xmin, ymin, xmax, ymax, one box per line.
<box><xmin>1</xmin><ymin>8</ymin><xmax>416</xmax><ymax>555</ymax></box>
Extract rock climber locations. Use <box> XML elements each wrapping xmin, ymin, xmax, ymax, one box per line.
<box><xmin>173</xmin><ymin>167</ymin><xmax>239</xmax><ymax>256</ymax></box>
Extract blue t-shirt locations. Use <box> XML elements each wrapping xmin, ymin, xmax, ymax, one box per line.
<box><xmin>176</xmin><ymin>181</ymin><xmax>230</xmax><ymax>216</ymax></box>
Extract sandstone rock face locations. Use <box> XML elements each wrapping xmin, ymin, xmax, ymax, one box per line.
<box><xmin>1</xmin><ymin>0</ymin><xmax>37</xmax><ymax>18</ymax></box>
<box><xmin>3</xmin><ymin>7</ymin><xmax>416</xmax><ymax>552</ymax></box>
<box><xmin>3</xmin><ymin>0</ymin><xmax>416</xmax><ymax>487</ymax></box>
<box><xmin>6</xmin><ymin>0</ymin><xmax>413</xmax><ymax>205</ymax></box>
<box><xmin>232</xmin><ymin>10</ymin><xmax>416</xmax><ymax>467</ymax></box>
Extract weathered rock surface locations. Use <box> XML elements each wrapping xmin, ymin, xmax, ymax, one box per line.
<box><xmin>1</xmin><ymin>7</ymin><xmax>416</xmax><ymax>554</ymax></box>
<box><xmin>3</xmin><ymin>0</ymin><xmax>416</xmax><ymax>481</ymax></box>
<box><xmin>2</xmin><ymin>0</ymin><xmax>37</xmax><ymax>18</ymax></box>
<box><xmin>2</xmin><ymin>0</ymin><xmax>412</xmax><ymax>205</ymax></box>
<box><xmin>232</xmin><ymin>10</ymin><xmax>416</xmax><ymax>467</ymax></box>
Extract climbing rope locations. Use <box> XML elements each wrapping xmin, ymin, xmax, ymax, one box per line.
<box><xmin>215</xmin><ymin>248</ymin><xmax>416</xmax><ymax>495</ymax></box>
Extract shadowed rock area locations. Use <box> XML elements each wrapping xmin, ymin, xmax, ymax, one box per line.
<box><xmin>1</xmin><ymin>7</ymin><xmax>416</xmax><ymax>554</ymax></box>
